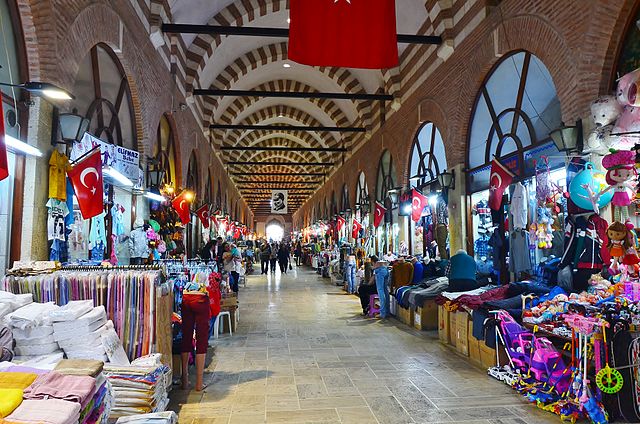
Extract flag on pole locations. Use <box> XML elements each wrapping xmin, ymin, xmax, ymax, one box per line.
<box><xmin>411</xmin><ymin>188</ymin><xmax>428</xmax><ymax>222</ymax></box>
<box><xmin>352</xmin><ymin>218</ymin><xmax>363</xmax><ymax>239</ymax></box>
<box><xmin>488</xmin><ymin>158</ymin><xmax>515</xmax><ymax>210</ymax></box>
<box><xmin>196</xmin><ymin>204</ymin><xmax>210</xmax><ymax>228</ymax></box>
<box><xmin>67</xmin><ymin>148</ymin><xmax>104</xmax><ymax>219</ymax></box>
<box><xmin>288</xmin><ymin>0</ymin><xmax>399</xmax><ymax>69</ymax></box>
<box><xmin>373</xmin><ymin>201</ymin><xmax>386</xmax><ymax>228</ymax></box>
<box><xmin>336</xmin><ymin>215</ymin><xmax>346</xmax><ymax>232</ymax></box>
<box><xmin>171</xmin><ymin>191</ymin><xmax>192</xmax><ymax>225</ymax></box>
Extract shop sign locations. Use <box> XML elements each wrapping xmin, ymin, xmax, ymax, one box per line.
<box><xmin>72</xmin><ymin>133</ymin><xmax>141</xmax><ymax>182</ymax></box>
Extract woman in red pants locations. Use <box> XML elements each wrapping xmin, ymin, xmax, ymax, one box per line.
<box><xmin>181</xmin><ymin>278</ymin><xmax>210</xmax><ymax>391</ymax></box>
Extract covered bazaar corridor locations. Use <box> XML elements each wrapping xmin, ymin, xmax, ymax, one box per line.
<box><xmin>169</xmin><ymin>266</ymin><xmax>557</xmax><ymax>424</ymax></box>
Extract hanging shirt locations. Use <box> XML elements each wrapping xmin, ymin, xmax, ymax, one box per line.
<box><xmin>111</xmin><ymin>205</ymin><xmax>125</xmax><ymax>236</ymax></box>
<box><xmin>46</xmin><ymin>198</ymin><xmax>69</xmax><ymax>241</ymax></box>
<box><xmin>510</xmin><ymin>182</ymin><xmax>528</xmax><ymax>230</ymax></box>
<box><xmin>89</xmin><ymin>212</ymin><xmax>107</xmax><ymax>249</ymax></box>
<box><xmin>48</xmin><ymin>150</ymin><xmax>70</xmax><ymax>201</ymax></box>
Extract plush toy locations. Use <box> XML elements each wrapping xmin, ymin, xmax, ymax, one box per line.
<box><xmin>602</xmin><ymin>149</ymin><xmax>637</xmax><ymax>207</ymax></box>
<box><xmin>616</xmin><ymin>68</ymin><xmax>640</xmax><ymax>106</ymax></box>
<box><xmin>584</xmin><ymin>96</ymin><xmax>622</xmax><ymax>155</ymax></box>
<box><xmin>607</xmin><ymin>221</ymin><xmax>633</xmax><ymax>271</ymax></box>
<box><xmin>623</xmin><ymin>219</ymin><xmax>640</xmax><ymax>267</ymax></box>
<box><xmin>611</xmin><ymin>105</ymin><xmax>640</xmax><ymax>150</ymax></box>
<box><xmin>535</xmin><ymin>206</ymin><xmax>554</xmax><ymax>249</ymax></box>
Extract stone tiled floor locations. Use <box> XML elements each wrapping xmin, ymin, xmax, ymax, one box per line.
<box><xmin>169</xmin><ymin>267</ymin><xmax>558</xmax><ymax>424</ymax></box>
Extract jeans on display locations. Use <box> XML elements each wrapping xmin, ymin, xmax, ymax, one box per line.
<box><xmin>375</xmin><ymin>271</ymin><xmax>390</xmax><ymax>318</ymax></box>
<box><xmin>345</xmin><ymin>262</ymin><xmax>356</xmax><ymax>293</ymax></box>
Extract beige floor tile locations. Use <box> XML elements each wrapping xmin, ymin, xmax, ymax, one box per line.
<box><xmin>299</xmin><ymin>396</ymin><xmax>366</xmax><ymax>410</ymax></box>
<box><xmin>266</xmin><ymin>408</ymin><xmax>340</xmax><ymax>423</ymax></box>
<box><xmin>337</xmin><ymin>406</ymin><xmax>379</xmax><ymax>424</ymax></box>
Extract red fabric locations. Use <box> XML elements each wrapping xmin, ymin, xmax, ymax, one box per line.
<box><xmin>489</xmin><ymin>159</ymin><xmax>514</xmax><ymax>211</ymax></box>
<box><xmin>352</xmin><ymin>218</ymin><xmax>362</xmax><ymax>239</ymax></box>
<box><xmin>67</xmin><ymin>148</ymin><xmax>104</xmax><ymax>220</ymax></box>
<box><xmin>0</xmin><ymin>100</ymin><xmax>8</xmax><ymax>181</ymax></box>
<box><xmin>211</xmin><ymin>215</ymin><xmax>218</xmax><ymax>229</ymax></box>
<box><xmin>336</xmin><ymin>216</ymin><xmax>346</xmax><ymax>233</ymax></box>
<box><xmin>288</xmin><ymin>0</ymin><xmax>398</xmax><ymax>69</ymax></box>
<box><xmin>171</xmin><ymin>191</ymin><xmax>192</xmax><ymax>224</ymax></box>
<box><xmin>436</xmin><ymin>285</ymin><xmax>511</xmax><ymax>311</ymax></box>
<box><xmin>207</xmin><ymin>273</ymin><xmax>222</xmax><ymax>317</ymax></box>
<box><xmin>411</xmin><ymin>189</ymin><xmax>428</xmax><ymax>222</ymax></box>
<box><xmin>181</xmin><ymin>294</ymin><xmax>210</xmax><ymax>354</ymax></box>
<box><xmin>374</xmin><ymin>202</ymin><xmax>386</xmax><ymax>228</ymax></box>
<box><xmin>196</xmin><ymin>205</ymin><xmax>210</xmax><ymax>228</ymax></box>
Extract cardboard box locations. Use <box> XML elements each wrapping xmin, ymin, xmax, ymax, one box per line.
<box><xmin>455</xmin><ymin>312</ymin><xmax>470</xmax><ymax>356</ymax></box>
<box><xmin>438</xmin><ymin>305</ymin><xmax>450</xmax><ymax>344</ymax></box>
<box><xmin>220</xmin><ymin>294</ymin><xmax>238</xmax><ymax>308</ymax></box>
<box><xmin>414</xmin><ymin>300</ymin><xmax>438</xmax><ymax>331</ymax></box>
<box><xmin>479</xmin><ymin>342</ymin><xmax>508</xmax><ymax>368</ymax></box>
<box><xmin>449</xmin><ymin>310</ymin><xmax>457</xmax><ymax>347</ymax></box>
<box><xmin>467</xmin><ymin>319</ymin><xmax>481</xmax><ymax>366</ymax></box>
<box><xmin>397</xmin><ymin>306</ymin><xmax>413</xmax><ymax>326</ymax></box>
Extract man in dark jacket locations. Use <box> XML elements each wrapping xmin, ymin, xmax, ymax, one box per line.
<box><xmin>260</xmin><ymin>242</ymin><xmax>271</xmax><ymax>275</ymax></box>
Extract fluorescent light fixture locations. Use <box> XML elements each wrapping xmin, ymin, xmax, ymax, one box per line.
<box><xmin>103</xmin><ymin>166</ymin><xmax>133</xmax><ymax>186</ymax></box>
<box><xmin>283</xmin><ymin>63</ymin><xmax>291</xmax><ymax>68</ymax></box>
<box><xmin>5</xmin><ymin>135</ymin><xmax>42</xmax><ymax>157</ymax></box>
<box><xmin>0</xmin><ymin>81</ymin><xmax>74</xmax><ymax>100</ymax></box>
<box><xmin>428</xmin><ymin>195</ymin><xmax>438</xmax><ymax>206</ymax></box>
<box><xmin>402</xmin><ymin>204</ymin><xmax>412</xmax><ymax>215</ymax></box>
<box><xmin>144</xmin><ymin>191</ymin><xmax>166</xmax><ymax>202</ymax></box>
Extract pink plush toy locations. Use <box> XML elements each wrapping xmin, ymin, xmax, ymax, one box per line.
<box><xmin>611</xmin><ymin>105</ymin><xmax>640</xmax><ymax>150</ymax></box>
<box><xmin>617</xmin><ymin>68</ymin><xmax>640</xmax><ymax>106</ymax></box>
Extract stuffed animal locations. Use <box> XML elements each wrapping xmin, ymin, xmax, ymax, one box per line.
<box><xmin>584</xmin><ymin>96</ymin><xmax>622</xmax><ymax>155</ymax></box>
<box><xmin>535</xmin><ymin>206</ymin><xmax>554</xmax><ymax>249</ymax></box>
<box><xmin>617</xmin><ymin>68</ymin><xmax>640</xmax><ymax>106</ymax></box>
<box><xmin>607</xmin><ymin>221</ymin><xmax>633</xmax><ymax>271</ymax></box>
<box><xmin>611</xmin><ymin>105</ymin><xmax>640</xmax><ymax>150</ymax></box>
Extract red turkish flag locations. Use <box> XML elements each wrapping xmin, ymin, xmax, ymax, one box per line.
<box><xmin>171</xmin><ymin>191</ymin><xmax>192</xmax><ymax>225</ymax></box>
<box><xmin>288</xmin><ymin>0</ymin><xmax>399</xmax><ymax>69</ymax></box>
<box><xmin>488</xmin><ymin>159</ymin><xmax>515</xmax><ymax>211</ymax></box>
<box><xmin>211</xmin><ymin>215</ymin><xmax>218</xmax><ymax>229</ymax></box>
<box><xmin>196</xmin><ymin>204</ymin><xmax>210</xmax><ymax>228</ymax></box>
<box><xmin>352</xmin><ymin>218</ymin><xmax>362</xmax><ymax>239</ymax></box>
<box><xmin>336</xmin><ymin>216</ymin><xmax>346</xmax><ymax>233</ymax></box>
<box><xmin>229</xmin><ymin>221</ymin><xmax>236</xmax><ymax>236</ymax></box>
<box><xmin>411</xmin><ymin>188</ymin><xmax>428</xmax><ymax>222</ymax></box>
<box><xmin>0</xmin><ymin>100</ymin><xmax>8</xmax><ymax>181</ymax></box>
<box><xmin>373</xmin><ymin>201</ymin><xmax>386</xmax><ymax>228</ymax></box>
<box><xmin>67</xmin><ymin>148</ymin><xmax>104</xmax><ymax>219</ymax></box>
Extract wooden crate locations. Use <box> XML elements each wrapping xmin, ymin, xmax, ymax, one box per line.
<box><xmin>414</xmin><ymin>300</ymin><xmax>438</xmax><ymax>331</ymax></box>
<box><xmin>455</xmin><ymin>312</ymin><xmax>470</xmax><ymax>356</ymax></box>
<box><xmin>397</xmin><ymin>306</ymin><xmax>413</xmax><ymax>326</ymax></box>
<box><xmin>438</xmin><ymin>305</ymin><xmax>451</xmax><ymax>344</ymax></box>
<box><xmin>467</xmin><ymin>319</ymin><xmax>481</xmax><ymax>366</ymax></box>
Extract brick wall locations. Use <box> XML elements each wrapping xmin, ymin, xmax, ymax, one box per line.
<box><xmin>294</xmin><ymin>0</ymin><xmax>636</xmax><ymax>225</ymax></box>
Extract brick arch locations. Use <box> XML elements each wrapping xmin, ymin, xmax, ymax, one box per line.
<box><xmin>159</xmin><ymin>112</ymin><xmax>183</xmax><ymax>188</ymax></box>
<box><xmin>217</xmin><ymin>80</ymin><xmax>353</xmax><ymax>128</ymax></box>
<box><xmin>200</xmin><ymin>42</ymin><xmax>372</xmax><ymax>125</ymax></box>
<box><xmin>55</xmin><ymin>3</ymin><xmax>146</xmax><ymax>156</ymax></box>
<box><xmin>13</xmin><ymin>0</ymin><xmax>41</xmax><ymax>81</ymax></box>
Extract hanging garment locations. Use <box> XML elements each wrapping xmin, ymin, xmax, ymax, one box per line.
<box><xmin>111</xmin><ymin>205</ymin><xmax>126</xmax><ymax>237</ymax></box>
<box><xmin>129</xmin><ymin>228</ymin><xmax>149</xmax><ymax>259</ymax></box>
<box><xmin>48</xmin><ymin>150</ymin><xmax>70</xmax><ymax>201</ymax></box>
<box><xmin>510</xmin><ymin>182</ymin><xmax>528</xmax><ymax>230</ymax></box>
<box><xmin>509</xmin><ymin>229</ymin><xmax>532</xmax><ymax>274</ymax></box>
<box><xmin>47</xmin><ymin>199</ymin><xmax>69</xmax><ymax>242</ymax></box>
<box><xmin>89</xmin><ymin>213</ymin><xmax>107</xmax><ymax>249</ymax></box>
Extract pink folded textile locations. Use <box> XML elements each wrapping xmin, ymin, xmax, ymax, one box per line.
<box><xmin>23</xmin><ymin>371</ymin><xmax>95</xmax><ymax>404</ymax></box>
<box><xmin>6</xmin><ymin>398</ymin><xmax>81</xmax><ymax>424</ymax></box>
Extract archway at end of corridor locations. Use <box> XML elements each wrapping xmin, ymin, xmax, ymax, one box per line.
<box><xmin>266</xmin><ymin>220</ymin><xmax>284</xmax><ymax>242</ymax></box>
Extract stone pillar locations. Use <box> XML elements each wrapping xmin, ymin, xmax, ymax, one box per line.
<box><xmin>20</xmin><ymin>97</ymin><xmax>54</xmax><ymax>261</ymax></box>
<box><xmin>447</xmin><ymin>163</ymin><xmax>466</xmax><ymax>255</ymax></box>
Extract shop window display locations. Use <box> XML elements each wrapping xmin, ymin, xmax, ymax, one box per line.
<box><xmin>376</xmin><ymin>151</ymin><xmax>398</xmax><ymax>256</ymax></box>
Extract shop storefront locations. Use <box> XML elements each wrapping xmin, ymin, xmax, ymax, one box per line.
<box><xmin>354</xmin><ymin>171</ymin><xmax>372</xmax><ymax>254</ymax></box>
<box><xmin>375</xmin><ymin>150</ymin><xmax>399</xmax><ymax>257</ymax></box>
<box><xmin>407</xmin><ymin>122</ymin><xmax>449</xmax><ymax>258</ymax></box>
<box><xmin>465</xmin><ymin>50</ymin><xmax>565</xmax><ymax>284</ymax></box>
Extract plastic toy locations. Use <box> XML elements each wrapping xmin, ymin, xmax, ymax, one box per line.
<box><xmin>607</xmin><ymin>221</ymin><xmax>633</xmax><ymax>270</ymax></box>
<box><xmin>595</xmin><ymin>324</ymin><xmax>623</xmax><ymax>395</ymax></box>
<box><xmin>571</xmin><ymin>162</ymin><xmax>613</xmax><ymax>211</ymax></box>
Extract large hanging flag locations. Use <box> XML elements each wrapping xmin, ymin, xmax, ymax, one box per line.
<box><xmin>0</xmin><ymin>101</ymin><xmax>8</xmax><ymax>181</ymax></box>
<box><xmin>210</xmin><ymin>214</ymin><xmax>218</xmax><ymax>230</ymax></box>
<box><xmin>67</xmin><ymin>148</ymin><xmax>104</xmax><ymax>219</ymax></box>
<box><xmin>196</xmin><ymin>204</ymin><xmax>210</xmax><ymax>228</ymax></box>
<box><xmin>171</xmin><ymin>191</ymin><xmax>192</xmax><ymax>225</ymax></box>
<box><xmin>352</xmin><ymin>218</ymin><xmax>363</xmax><ymax>239</ymax></box>
<box><xmin>374</xmin><ymin>201</ymin><xmax>387</xmax><ymax>228</ymax></box>
<box><xmin>288</xmin><ymin>0</ymin><xmax>399</xmax><ymax>69</ymax></box>
<box><xmin>488</xmin><ymin>158</ymin><xmax>515</xmax><ymax>210</ymax></box>
<box><xmin>411</xmin><ymin>188</ymin><xmax>428</xmax><ymax>222</ymax></box>
<box><xmin>336</xmin><ymin>215</ymin><xmax>346</xmax><ymax>233</ymax></box>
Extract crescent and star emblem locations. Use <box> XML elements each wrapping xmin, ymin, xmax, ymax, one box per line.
<box><xmin>80</xmin><ymin>167</ymin><xmax>99</xmax><ymax>196</ymax></box>
<box><xmin>375</xmin><ymin>208</ymin><xmax>381</xmax><ymax>217</ymax></box>
<box><xmin>334</xmin><ymin>0</ymin><xmax>351</xmax><ymax>3</ymax></box>
<box><xmin>412</xmin><ymin>197</ymin><xmax>421</xmax><ymax>210</ymax></box>
<box><xmin>179</xmin><ymin>200</ymin><xmax>187</xmax><ymax>210</ymax></box>
<box><xmin>490</xmin><ymin>172</ymin><xmax>502</xmax><ymax>192</ymax></box>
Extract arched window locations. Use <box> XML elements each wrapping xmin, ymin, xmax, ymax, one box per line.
<box><xmin>216</xmin><ymin>182</ymin><xmax>222</xmax><ymax>210</ymax></box>
<box><xmin>330</xmin><ymin>191</ymin><xmax>337</xmax><ymax>217</ymax></box>
<box><xmin>613</xmin><ymin>3</ymin><xmax>640</xmax><ymax>83</ymax></box>
<box><xmin>341</xmin><ymin>184</ymin><xmax>350</xmax><ymax>212</ymax></box>
<box><xmin>71</xmin><ymin>44</ymin><xmax>136</xmax><ymax>150</ymax></box>
<box><xmin>409</xmin><ymin>123</ymin><xmax>448</xmax><ymax>188</ymax></box>
<box><xmin>355</xmin><ymin>172</ymin><xmax>370</xmax><ymax>214</ymax></box>
<box><xmin>186</xmin><ymin>153</ymin><xmax>199</xmax><ymax>194</ymax></box>
<box><xmin>467</xmin><ymin>51</ymin><xmax>562</xmax><ymax>192</ymax></box>
<box><xmin>155</xmin><ymin>115</ymin><xmax>177</xmax><ymax>188</ymax></box>
<box><xmin>376</xmin><ymin>151</ymin><xmax>396</xmax><ymax>204</ymax></box>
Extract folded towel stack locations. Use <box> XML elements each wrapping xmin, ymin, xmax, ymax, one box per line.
<box><xmin>53</xmin><ymin>305</ymin><xmax>110</xmax><ymax>361</ymax></box>
<box><xmin>103</xmin><ymin>361</ymin><xmax>171</xmax><ymax>419</ymax></box>
<box><xmin>5</xmin><ymin>398</ymin><xmax>81</xmax><ymax>424</ymax></box>
<box><xmin>0</xmin><ymin>291</ymin><xmax>33</xmax><ymax>320</ymax></box>
<box><xmin>4</xmin><ymin>302</ymin><xmax>63</xmax><ymax>359</ymax></box>
<box><xmin>115</xmin><ymin>411</ymin><xmax>178</xmax><ymax>424</ymax></box>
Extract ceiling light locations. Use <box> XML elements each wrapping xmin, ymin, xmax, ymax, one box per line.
<box><xmin>144</xmin><ymin>191</ymin><xmax>166</xmax><ymax>202</ymax></box>
<box><xmin>103</xmin><ymin>166</ymin><xmax>133</xmax><ymax>187</ymax></box>
<box><xmin>0</xmin><ymin>81</ymin><xmax>74</xmax><ymax>100</ymax></box>
<box><xmin>287</xmin><ymin>18</ymin><xmax>291</xmax><ymax>24</ymax></box>
<box><xmin>5</xmin><ymin>135</ymin><xmax>43</xmax><ymax>157</ymax></box>
<box><xmin>278</xmin><ymin>114</ymin><xmax>284</xmax><ymax>118</ymax></box>
<box><xmin>283</xmin><ymin>63</ymin><xmax>291</xmax><ymax>68</ymax></box>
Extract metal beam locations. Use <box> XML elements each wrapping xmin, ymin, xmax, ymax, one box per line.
<box><xmin>227</xmin><ymin>161</ymin><xmax>334</xmax><ymax>166</ymax></box>
<box><xmin>161</xmin><ymin>24</ymin><xmax>442</xmax><ymax>45</ymax></box>
<box><xmin>199</xmin><ymin>89</ymin><xmax>391</xmax><ymax>101</ymax></box>
<box><xmin>213</xmin><ymin>124</ymin><xmax>364</xmax><ymax>133</ymax></box>
<box><xmin>235</xmin><ymin>180</ymin><xmax>322</xmax><ymax>185</ymax></box>
<box><xmin>221</xmin><ymin>146</ymin><xmax>348</xmax><ymax>152</ymax></box>
<box><xmin>231</xmin><ymin>172</ymin><xmax>325</xmax><ymax>176</ymax></box>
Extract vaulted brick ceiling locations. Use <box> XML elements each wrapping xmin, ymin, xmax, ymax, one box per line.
<box><xmin>168</xmin><ymin>0</ymin><xmax>435</xmax><ymax>215</ymax></box>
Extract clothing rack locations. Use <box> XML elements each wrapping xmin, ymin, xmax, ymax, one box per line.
<box><xmin>62</xmin><ymin>264</ymin><xmax>163</xmax><ymax>271</ymax></box>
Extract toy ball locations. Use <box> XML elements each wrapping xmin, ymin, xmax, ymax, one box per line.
<box><xmin>569</xmin><ymin>162</ymin><xmax>613</xmax><ymax>211</ymax></box>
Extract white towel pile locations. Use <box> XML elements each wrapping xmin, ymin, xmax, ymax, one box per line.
<box><xmin>0</xmin><ymin>291</ymin><xmax>33</xmax><ymax>320</ymax></box>
<box><xmin>52</xmin><ymin>303</ymin><xmax>111</xmax><ymax>361</ymax></box>
<box><xmin>4</xmin><ymin>300</ymin><xmax>63</xmax><ymax>358</ymax></box>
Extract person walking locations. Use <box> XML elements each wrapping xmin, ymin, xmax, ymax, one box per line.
<box><xmin>269</xmin><ymin>242</ymin><xmax>278</xmax><ymax>273</ymax></box>
<box><xmin>199</xmin><ymin>240</ymin><xmax>215</xmax><ymax>261</ymax></box>
<box><xmin>294</xmin><ymin>241</ymin><xmax>303</xmax><ymax>266</ymax></box>
<box><xmin>277</xmin><ymin>244</ymin><xmax>290</xmax><ymax>274</ymax></box>
<box><xmin>371</xmin><ymin>256</ymin><xmax>390</xmax><ymax>319</ymax></box>
<box><xmin>181</xmin><ymin>277</ymin><xmax>210</xmax><ymax>391</ymax></box>
<box><xmin>260</xmin><ymin>242</ymin><xmax>270</xmax><ymax>275</ymax></box>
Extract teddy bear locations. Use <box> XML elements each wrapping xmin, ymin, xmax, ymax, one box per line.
<box><xmin>584</xmin><ymin>95</ymin><xmax>622</xmax><ymax>155</ymax></box>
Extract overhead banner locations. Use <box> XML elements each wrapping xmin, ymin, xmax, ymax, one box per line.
<box><xmin>271</xmin><ymin>190</ymin><xmax>288</xmax><ymax>214</ymax></box>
